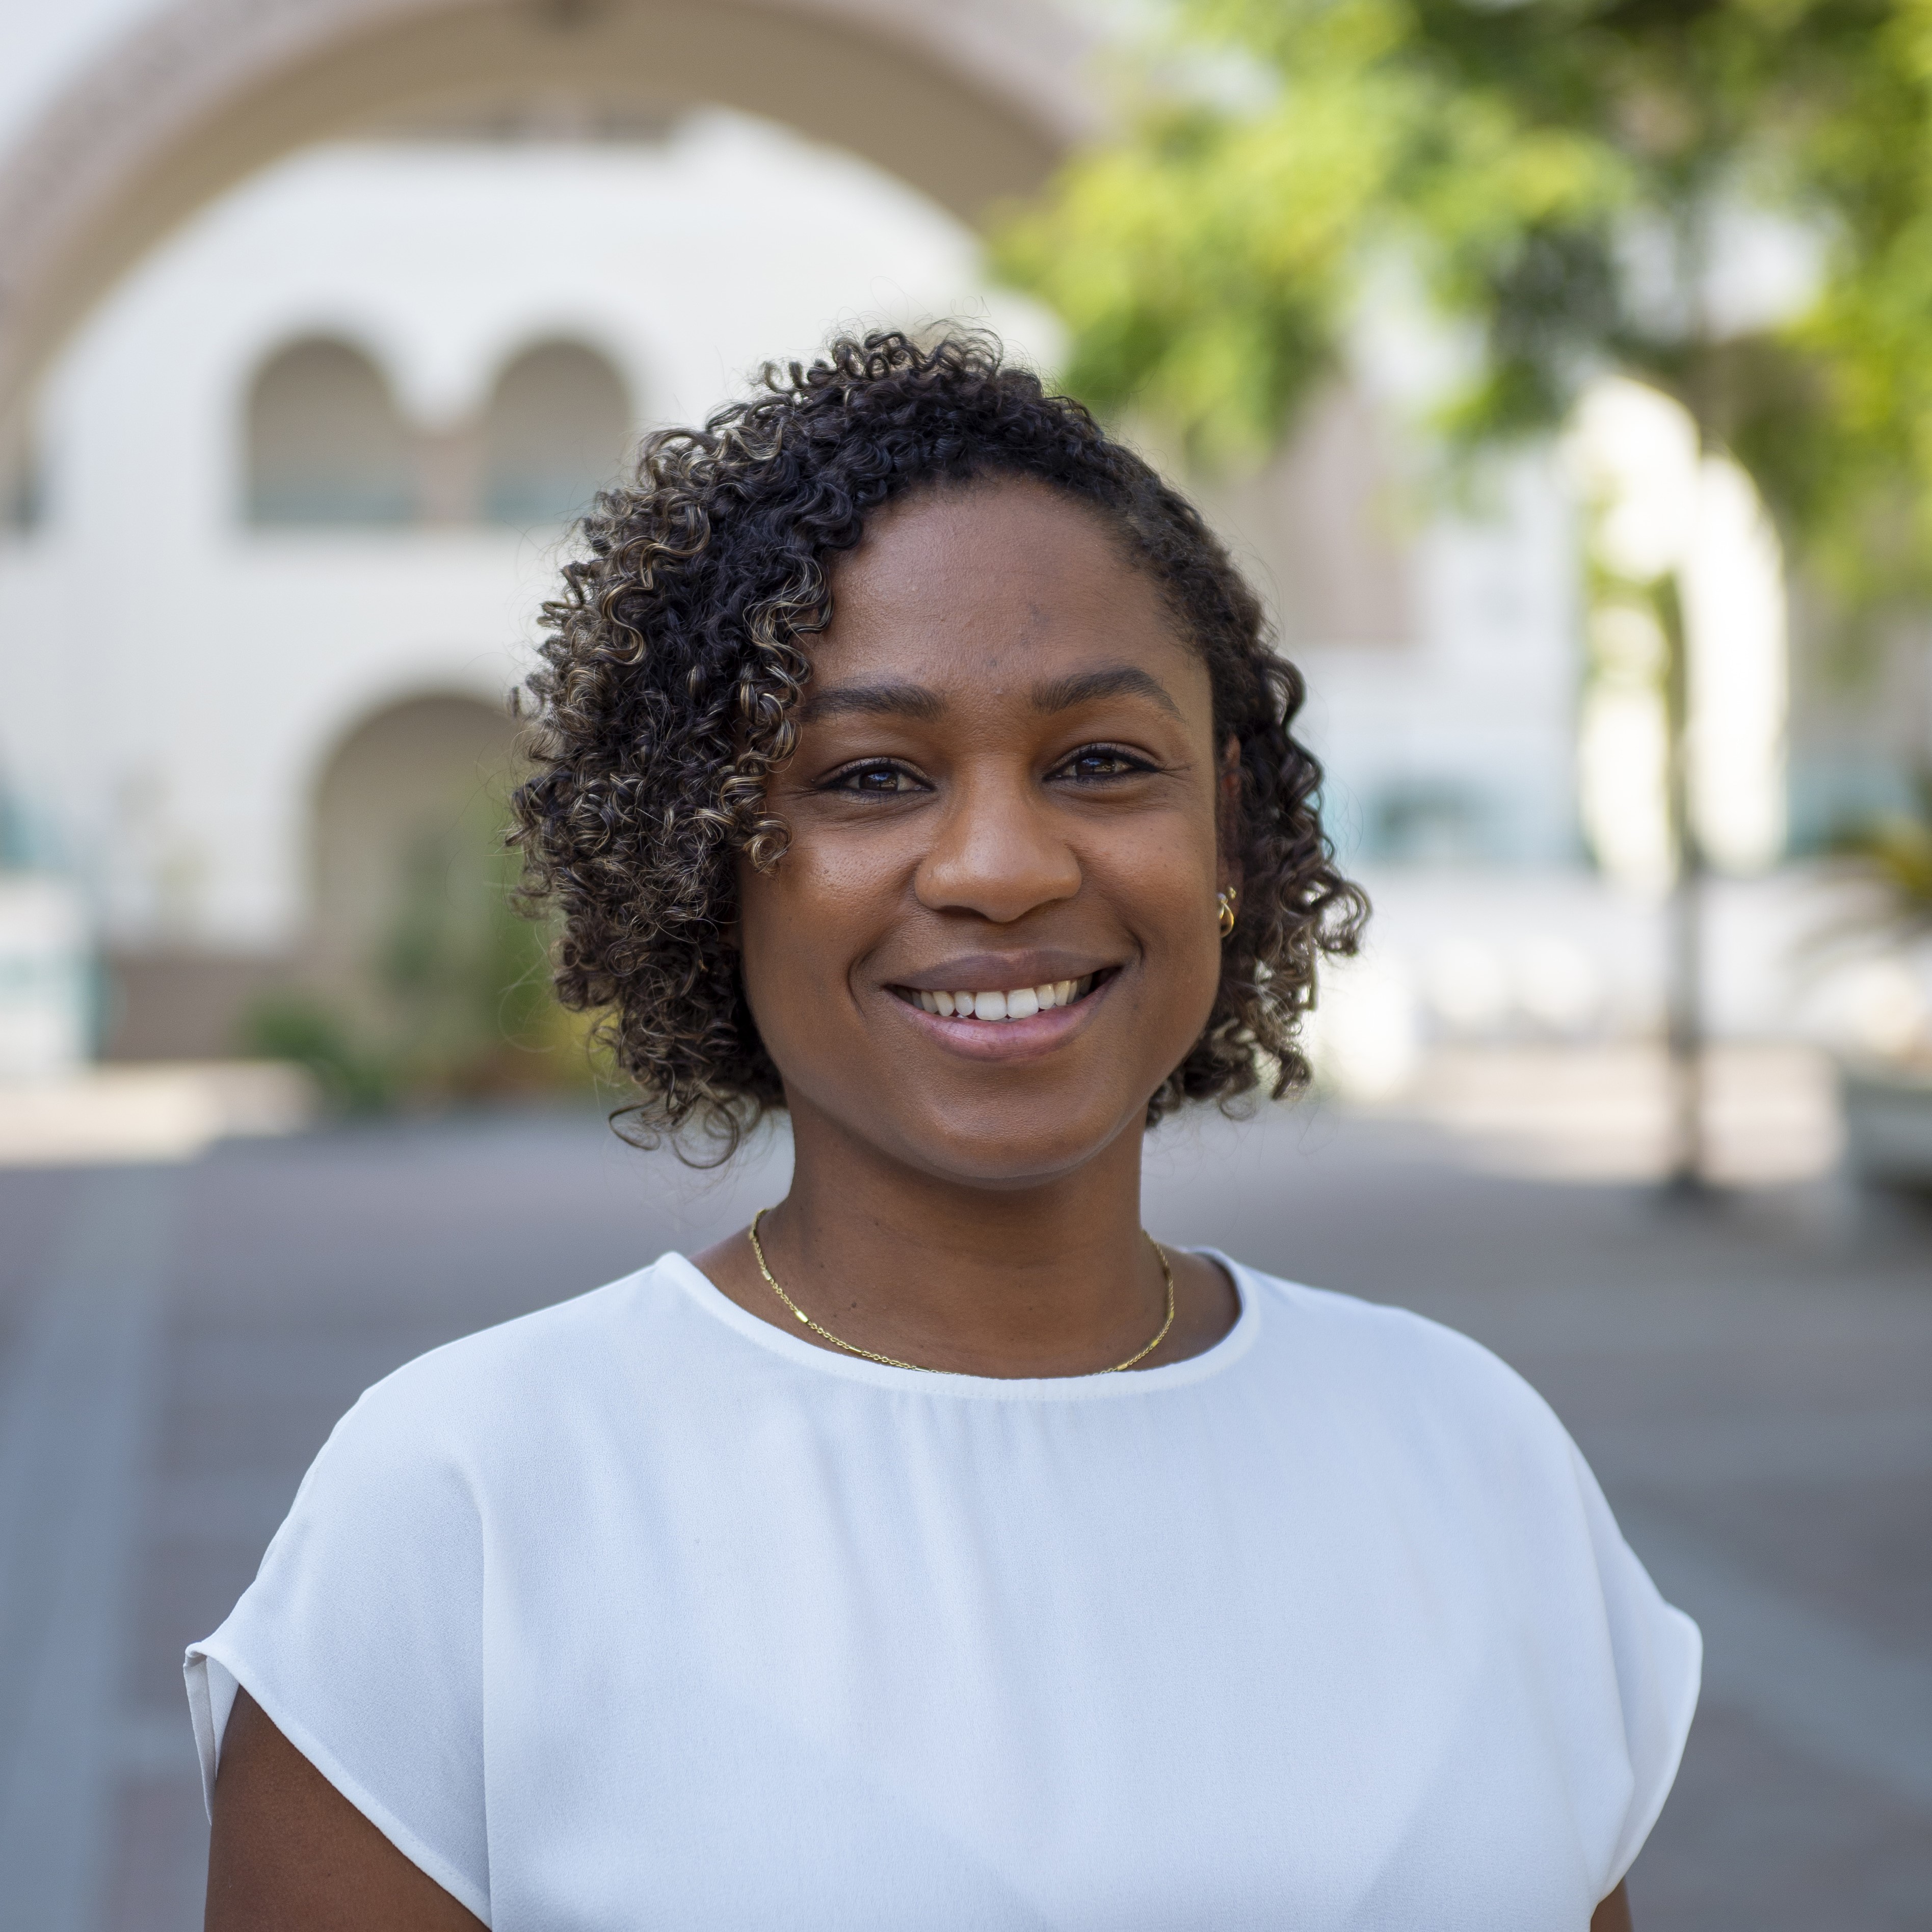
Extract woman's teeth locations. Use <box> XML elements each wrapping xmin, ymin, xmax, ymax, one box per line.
<box><xmin>911</xmin><ymin>976</ymin><xmax>1095</xmax><ymax>1020</ymax></box>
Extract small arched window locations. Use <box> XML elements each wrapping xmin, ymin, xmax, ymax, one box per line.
<box><xmin>481</xmin><ymin>341</ymin><xmax>630</xmax><ymax>526</ymax></box>
<box><xmin>246</xmin><ymin>338</ymin><xmax>414</xmax><ymax>526</ymax></box>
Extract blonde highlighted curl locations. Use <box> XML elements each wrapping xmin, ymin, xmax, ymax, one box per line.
<box><xmin>512</xmin><ymin>330</ymin><xmax>1366</xmax><ymax>1159</ymax></box>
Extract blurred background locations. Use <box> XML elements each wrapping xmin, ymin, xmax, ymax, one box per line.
<box><xmin>0</xmin><ymin>1</ymin><xmax>1926</xmax><ymax>1927</ymax></box>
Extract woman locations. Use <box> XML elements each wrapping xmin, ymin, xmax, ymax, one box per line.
<box><xmin>190</xmin><ymin>333</ymin><xmax>1697</xmax><ymax>1930</ymax></box>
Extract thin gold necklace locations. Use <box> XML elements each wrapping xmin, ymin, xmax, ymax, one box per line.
<box><xmin>746</xmin><ymin>1208</ymin><xmax>1176</xmax><ymax>1375</ymax></box>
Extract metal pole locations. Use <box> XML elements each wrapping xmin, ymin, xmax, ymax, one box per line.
<box><xmin>1659</xmin><ymin>573</ymin><xmax>1706</xmax><ymax>1197</ymax></box>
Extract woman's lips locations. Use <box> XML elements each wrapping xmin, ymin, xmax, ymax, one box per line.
<box><xmin>896</xmin><ymin>973</ymin><xmax>1098</xmax><ymax>1022</ymax></box>
<box><xmin>887</xmin><ymin>969</ymin><xmax>1116</xmax><ymax>1057</ymax></box>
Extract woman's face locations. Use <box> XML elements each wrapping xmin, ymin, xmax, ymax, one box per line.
<box><xmin>738</xmin><ymin>478</ymin><xmax>1233</xmax><ymax>1189</ymax></box>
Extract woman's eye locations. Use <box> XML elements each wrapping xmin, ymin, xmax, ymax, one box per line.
<box><xmin>1057</xmin><ymin>747</ymin><xmax>1152</xmax><ymax>782</ymax></box>
<box><xmin>830</xmin><ymin>762</ymin><xmax>923</xmax><ymax>796</ymax></box>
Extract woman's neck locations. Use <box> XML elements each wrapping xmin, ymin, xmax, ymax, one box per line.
<box><xmin>695</xmin><ymin>1099</ymin><xmax>1237</xmax><ymax>1378</ymax></box>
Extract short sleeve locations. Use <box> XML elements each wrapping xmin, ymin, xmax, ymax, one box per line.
<box><xmin>1569</xmin><ymin>1441</ymin><xmax>1702</xmax><ymax>1890</ymax></box>
<box><xmin>184</xmin><ymin>1370</ymin><xmax>491</xmax><ymax>1923</ymax></box>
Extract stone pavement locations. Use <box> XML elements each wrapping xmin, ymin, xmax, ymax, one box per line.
<box><xmin>1</xmin><ymin>1100</ymin><xmax>1926</xmax><ymax>1929</ymax></box>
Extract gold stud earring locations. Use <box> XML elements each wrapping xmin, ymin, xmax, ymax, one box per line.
<box><xmin>1216</xmin><ymin>887</ymin><xmax>1238</xmax><ymax>938</ymax></box>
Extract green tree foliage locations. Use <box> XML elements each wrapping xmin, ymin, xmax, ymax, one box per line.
<box><xmin>997</xmin><ymin>0</ymin><xmax>1932</xmax><ymax>605</ymax></box>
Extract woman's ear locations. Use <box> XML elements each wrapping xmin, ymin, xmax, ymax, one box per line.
<box><xmin>1216</xmin><ymin>734</ymin><xmax>1243</xmax><ymax>892</ymax></box>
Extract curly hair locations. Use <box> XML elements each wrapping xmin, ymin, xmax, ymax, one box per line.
<box><xmin>512</xmin><ymin>329</ymin><xmax>1366</xmax><ymax>1157</ymax></box>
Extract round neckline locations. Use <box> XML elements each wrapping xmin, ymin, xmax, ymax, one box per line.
<box><xmin>657</xmin><ymin>1248</ymin><xmax>1260</xmax><ymax>1401</ymax></box>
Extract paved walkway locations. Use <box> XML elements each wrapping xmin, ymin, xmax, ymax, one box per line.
<box><xmin>1</xmin><ymin>1101</ymin><xmax>1926</xmax><ymax>1928</ymax></box>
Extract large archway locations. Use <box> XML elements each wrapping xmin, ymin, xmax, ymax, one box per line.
<box><xmin>0</xmin><ymin>0</ymin><xmax>1098</xmax><ymax>430</ymax></box>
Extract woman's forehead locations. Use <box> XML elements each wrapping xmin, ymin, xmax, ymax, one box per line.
<box><xmin>818</xmin><ymin>479</ymin><xmax>1191</xmax><ymax>679</ymax></box>
<box><xmin>836</xmin><ymin>474</ymin><xmax>1119</xmax><ymax>580</ymax></box>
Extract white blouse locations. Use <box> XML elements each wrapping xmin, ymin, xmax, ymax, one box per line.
<box><xmin>187</xmin><ymin>1252</ymin><xmax>1699</xmax><ymax>1930</ymax></box>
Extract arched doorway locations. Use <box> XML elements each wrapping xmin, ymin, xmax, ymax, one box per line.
<box><xmin>0</xmin><ymin>0</ymin><xmax>1098</xmax><ymax>430</ymax></box>
<box><xmin>294</xmin><ymin>690</ymin><xmax>560</xmax><ymax>1096</ymax></box>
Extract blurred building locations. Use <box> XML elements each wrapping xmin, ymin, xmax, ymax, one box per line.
<box><xmin>0</xmin><ymin>96</ymin><xmax>1599</xmax><ymax>1065</ymax></box>
<box><xmin>2</xmin><ymin>0</ymin><xmax>1917</xmax><ymax>1077</ymax></box>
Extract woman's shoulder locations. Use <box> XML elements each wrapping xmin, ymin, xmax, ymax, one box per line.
<box><xmin>1221</xmin><ymin>1258</ymin><xmax>1573</xmax><ymax>1454</ymax></box>
<box><xmin>1226</xmin><ymin>1256</ymin><xmax>1529</xmax><ymax>1370</ymax></box>
<box><xmin>1220</xmin><ymin>1260</ymin><xmax>1635</xmax><ymax>1592</ymax></box>
<box><xmin>324</xmin><ymin>1254</ymin><xmax>691</xmax><ymax>1457</ymax></box>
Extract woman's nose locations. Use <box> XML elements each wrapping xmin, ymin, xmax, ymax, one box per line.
<box><xmin>913</xmin><ymin>771</ymin><xmax>1080</xmax><ymax>925</ymax></box>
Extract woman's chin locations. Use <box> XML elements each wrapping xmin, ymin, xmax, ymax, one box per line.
<box><xmin>777</xmin><ymin>1016</ymin><xmax>1193</xmax><ymax>1190</ymax></box>
<box><xmin>870</xmin><ymin>1100</ymin><xmax>1151</xmax><ymax>1194</ymax></box>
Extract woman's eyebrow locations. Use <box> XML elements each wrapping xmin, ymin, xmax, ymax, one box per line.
<box><xmin>799</xmin><ymin>681</ymin><xmax>947</xmax><ymax>723</ymax></box>
<box><xmin>1030</xmin><ymin>665</ymin><xmax>1184</xmax><ymax>721</ymax></box>
<box><xmin>799</xmin><ymin>665</ymin><xmax>1182</xmax><ymax>724</ymax></box>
